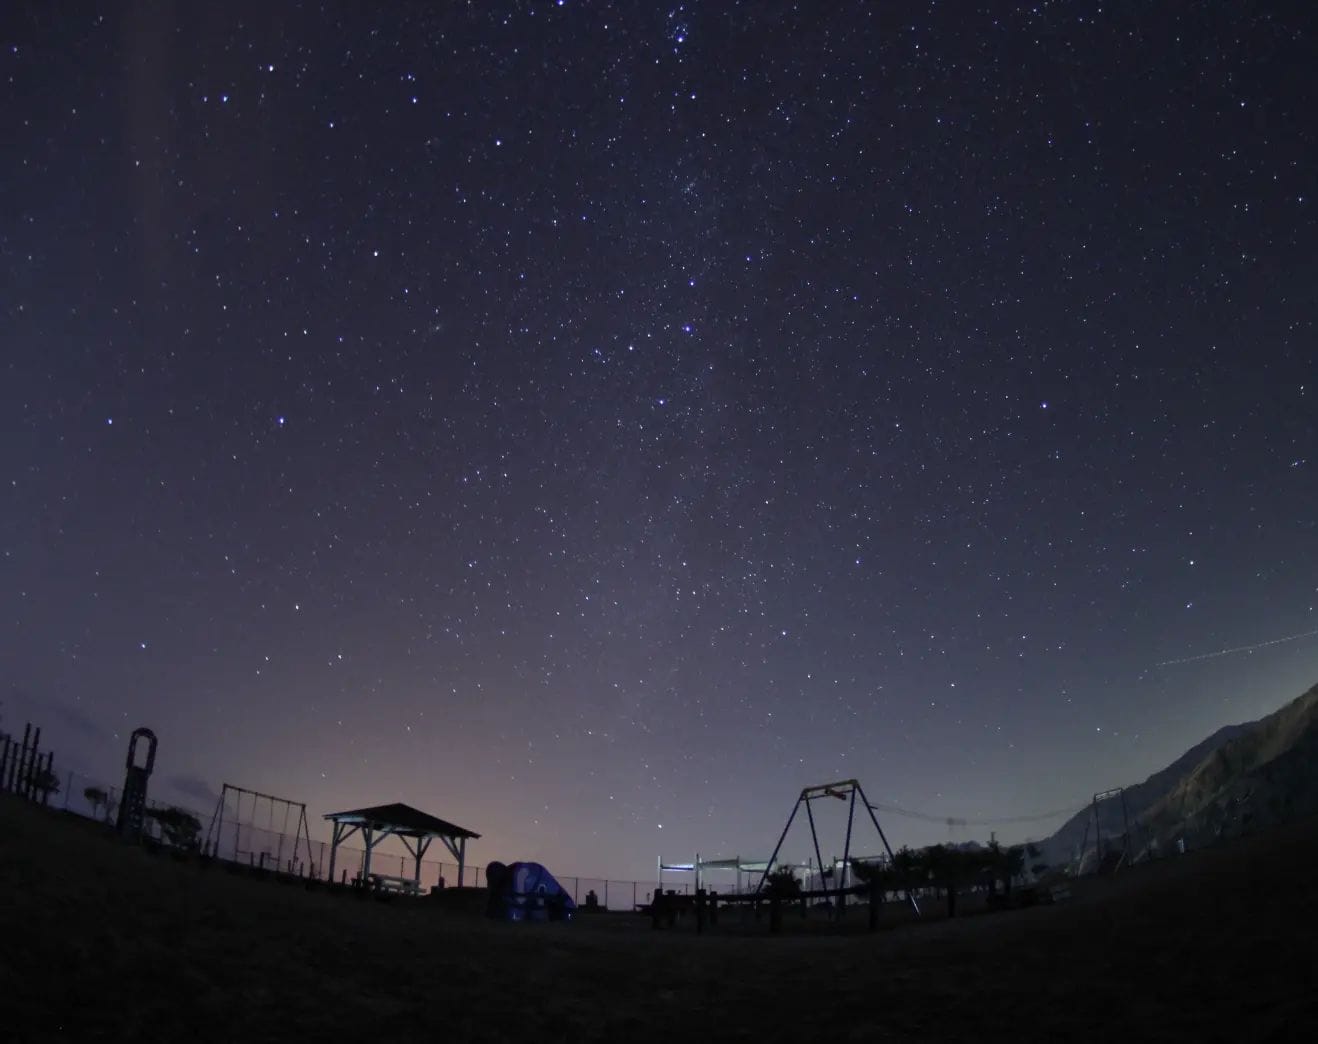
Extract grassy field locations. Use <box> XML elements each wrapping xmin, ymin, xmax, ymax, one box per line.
<box><xmin>2</xmin><ymin>793</ymin><xmax>1315</xmax><ymax>1042</ymax></box>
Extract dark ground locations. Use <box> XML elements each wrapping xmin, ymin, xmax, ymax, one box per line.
<box><xmin>2</xmin><ymin>793</ymin><xmax>1316</xmax><ymax>1042</ymax></box>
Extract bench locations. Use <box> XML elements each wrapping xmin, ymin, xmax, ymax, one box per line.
<box><xmin>367</xmin><ymin>873</ymin><xmax>423</xmax><ymax>897</ymax></box>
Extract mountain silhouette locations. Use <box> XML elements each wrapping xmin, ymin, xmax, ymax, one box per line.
<box><xmin>1038</xmin><ymin>681</ymin><xmax>1318</xmax><ymax>869</ymax></box>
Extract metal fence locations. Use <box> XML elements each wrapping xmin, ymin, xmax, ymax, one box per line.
<box><xmin>49</xmin><ymin>766</ymin><xmax>685</xmax><ymax>909</ymax></box>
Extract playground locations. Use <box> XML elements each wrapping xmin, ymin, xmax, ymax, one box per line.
<box><xmin>3</xmin><ymin>790</ymin><xmax>1315</xmax><ymax>1041</ymax></box>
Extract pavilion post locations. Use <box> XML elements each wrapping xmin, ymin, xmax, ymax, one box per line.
<box><xmin>413</xmin><ymin>836</ymin><xmax>431</xmax><ymax>889</ymax></box>
<box><xmin>327</xmin><ymin>822</ymin><xmax>340</xmax><ymax>883</ymax></box>
<box><xmin>458</xmin><ymin>836</ymin><xmax>466</xmax><ymax>886</ymax></box>
<box><xmin>362</xmin><ymin>826</ymin><xmax>374</xmax><ymax>882</ymax></box>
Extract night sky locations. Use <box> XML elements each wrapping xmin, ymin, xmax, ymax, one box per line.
<box><xmin>3</xmin><ymin>2</ymin><xmax>1316</xmax><ymax>881</ymax></box>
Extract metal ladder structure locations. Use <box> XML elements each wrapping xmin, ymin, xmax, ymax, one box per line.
<box><xmin>116</xmin><ymin>728</ymin><xmax>157</xmax><ymax>840</ymax></box>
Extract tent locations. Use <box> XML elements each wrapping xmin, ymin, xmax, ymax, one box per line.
<box><xmin>485</xmin><ymin>861</ymin><xmax>576</xmax><ymax>922</ymax></box>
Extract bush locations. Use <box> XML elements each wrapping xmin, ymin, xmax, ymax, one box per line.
<box><xmin>146</xmin><ymin>806</ymin><xmax>203</xmax><ymax>850</ymax></box>
<box><xmin>763</xmin><ymin>867</ymin><xmax>803</xmax><ymax>899</ymax></box>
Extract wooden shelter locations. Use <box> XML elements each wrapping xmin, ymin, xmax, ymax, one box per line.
<box><xmin>324</xmin><ymin>802</ymin><xmax>479</xmax><ymax>890</ymax></box>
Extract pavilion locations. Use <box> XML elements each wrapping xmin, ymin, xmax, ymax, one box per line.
<box><xmin>324</xmin><ymin>802</ymin><xmax>480</xmax><ymax>890</ymax></box>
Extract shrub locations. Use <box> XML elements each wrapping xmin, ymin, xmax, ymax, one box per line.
<box><xmin>763</xmin><ymin>866</ymin><xmax>803</xmax><ymax>899</ymax></box>
<box><xmin>146</xmin><ymin>806</ymin><xmax>203</xmax><ymax>850</ymax></box>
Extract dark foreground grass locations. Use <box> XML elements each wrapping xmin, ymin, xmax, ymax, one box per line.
<box><xmin>2</xmin><ymin>794</ymin><xmax>1316</xmax><ymax>1042</ymax></box>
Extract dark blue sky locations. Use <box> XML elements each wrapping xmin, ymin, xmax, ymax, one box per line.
<box><xmin>3</xmin><ymin>1</ymin><xmax>1315</xmax><ymax>879</ymax></box>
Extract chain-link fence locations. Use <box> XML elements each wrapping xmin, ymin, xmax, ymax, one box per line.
<box><xmin>50</xmin><ymin>766</ymin><xmax>684</xmax><ymax>908</ymax></box>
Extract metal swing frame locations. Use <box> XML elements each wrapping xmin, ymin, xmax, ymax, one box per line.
<box><xmin>755</xmin><ymin>778</ymin><xmax>921</xmax><ymax>916</ymax></box>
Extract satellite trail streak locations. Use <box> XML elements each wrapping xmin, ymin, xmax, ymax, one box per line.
<box><xmin>1157</xmin><ymin>628</ymin><xmax>1318</xmax><ymax>667</ymax></box>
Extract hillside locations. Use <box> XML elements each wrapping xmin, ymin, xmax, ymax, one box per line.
<box><xmin>1039</xmin><ymin>681</ymin><xmax>1318</xmax><ymax>869</ymax></box>
<box><xmin>1140</xmin><ymin>683</ymin><xmax>1318</xmax><ymax>850</ymax></box>
<box><xmin>1036</xmin><ymin>721</ymin><xmax>1251</xmax><ymax>867</ymax></box>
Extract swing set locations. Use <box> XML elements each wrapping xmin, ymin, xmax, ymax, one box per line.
<box><xmin>1076</xmin><ymin>786</ymin><xmax>1147</xmax><ymax>875</ymax></box>
<box><xmin>757</xmin><ymin>778</ymin><xmax>921</xmax><ymax>916</ymax></box>
<box><xmin>205</xmin><ymin>782</ymin><xmax>315</xmax><ymax>874</ymax></box>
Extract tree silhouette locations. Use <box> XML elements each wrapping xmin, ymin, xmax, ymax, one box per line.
<box><xmin>146</xmin><ymin>806</ymin><xmax>203</xmax><ymax>850</ymax></box>
<box><xmin>25</xmin><ymin>765</ymin><xmax>60</xmax><ymax>802</ymax></box>
<box><xmin>1003</xmin><ymin>845</ymin><xmax>1025</xmax><ymax>896</ymax></box>
<box><xmin>1023</xmin><ymin>842</ymin><xmax>1048</xmax><ymax>877</ymax></box>
<box><xmin>763</xmin><ymin>866</ymin><xmax>803</xmax><ymax>899</ymax></box>
<box><xmin>84</xmin><ymin>786</ymin><xmax>110</xmax><ymax>821</ymax></box>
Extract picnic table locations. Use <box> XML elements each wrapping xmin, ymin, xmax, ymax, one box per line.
<box><xmin>366</xmin><ymin>872</ymin><xmax>423</xmax><ymax>896</ymax></box>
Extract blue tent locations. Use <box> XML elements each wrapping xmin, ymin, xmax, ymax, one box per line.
<box><xmin>485</xmin><ymin>861</ymin><xmax>576</xmax><ymax>922</ymax></box>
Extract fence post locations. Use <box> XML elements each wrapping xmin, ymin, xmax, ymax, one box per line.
<box><xmin>633</xmin><ymin>881</ymin><xmax>637</xmax><ymax>910</ymax></box>
<box><xmin>7</xmin><ymin>730</ymin><xmax>21</xmax><ymax>791</ymax></box>
<box><xmin>42</xmin><ymin>751</ymin><xmax>55</xmax><ymax>805</ymax></box>
<box><xmin>17</xmin><ymin>724</ymin><xmax>33</xmax><ymax>797</ymax></box>
<box><xmin>604</xmin><ymin>880</ymin><xmax>609</xmax><ymax>910</ymax></box>
<box><xmin>64</xmin><ymin>770</ymin><xmax>73</xmax><ymax>809</ymax></box>
<box><xmin>28</xmin><ymin>726</ymin><xmax>42</xmax><ymax>800</ymax></box>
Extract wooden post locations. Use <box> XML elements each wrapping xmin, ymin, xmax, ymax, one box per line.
<box><xmin>11</xmin><ymin>725</ymin><xmax>29</xmax><ymax>792</ymax></box>
<box><xmin>25</xmin><ymin>727</ymin><xmax>42</xmax><ymax>799</ymax></box>
<box><xmin>709</xmin><ymin>890</ymin><xmax>719</xmax><ymax>926</ymax></box>
<box><xmin>695</xmin><ymin>888</ymin><xmax>706</xmax><ymax>934</ymax></box>
<box><xmin>14</xmin><ymin>724</ymin><xmax>31</xmax><ymax>796</ymax></box>
<box><xmin>869</xmin><ymin>876</ymin><xmax>881</xmax><ymax>933</ymax></box>
<box><xmin>15</xmin><ymin>728</ymin><xmax>27</xmax><ymax>793</ymax></box>
<box><xmin>769</xmin><ymin>895</ymin><xmax>782</xmax><ymax>934</ymax></box>
<box><xmin>360</xmin><ymin>826</ymin><xmax>374</xmax><ymax>881</ymax></box>
<box><xmin>42</xmin><ymin>751</ymin><xmax>55</xmax><ymax>805</ymax></box>
<box><xmin>11</xmin><ymin>727</ymin><xmax>27</xmax><ymax>792</ymax></box>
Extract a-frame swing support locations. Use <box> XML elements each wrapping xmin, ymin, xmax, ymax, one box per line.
<box><xmin>1081</xmin><ymin>786</ymin><xmax>1141</xmax><ymax>874</ymax></box>
<box><xmin>204</xmin><ymin>782</ymin><xmax>315</xmax><ymax>873</ymax></box>
<box><xmin>755</xmin><ymin>779</ymin><xmax>921</xmax><ymax>916</ymax></box>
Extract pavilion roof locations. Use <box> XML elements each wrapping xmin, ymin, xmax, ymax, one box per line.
<box><xmin>323</xmin><ymin>802</ymin><xmax>480</xmax><ymax>840</ymax></box>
